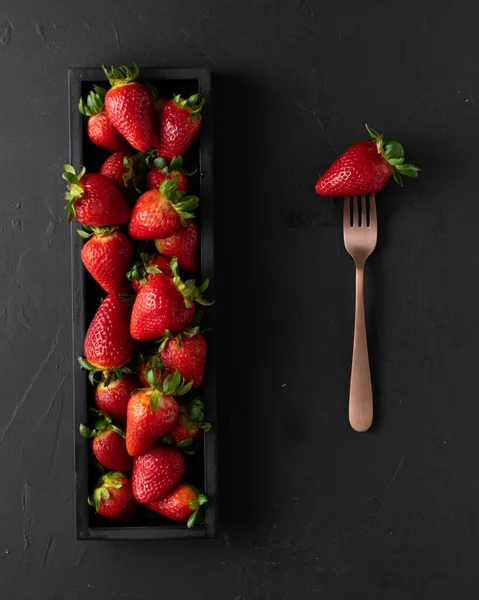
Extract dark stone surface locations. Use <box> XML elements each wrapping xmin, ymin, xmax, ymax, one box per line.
<box><xmin>0</xmin><ymin>0</ymin><xmax>477</xmax><ymax>597</ymax></box>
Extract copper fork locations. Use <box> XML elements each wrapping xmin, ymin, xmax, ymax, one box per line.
<box><xmin>343</xmin><ymin>194</ymin><xmax>377</xmax><ymax>432</ymax></box>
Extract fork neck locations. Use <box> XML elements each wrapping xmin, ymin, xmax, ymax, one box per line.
<box><xmin>354</xmin><ymin>260</ymin><xmax>366</xmax><ymax>272</ymax></box>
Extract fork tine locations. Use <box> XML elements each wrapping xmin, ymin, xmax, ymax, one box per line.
<box><xmin>361</xmin><ymin>195</ymin><xmax>367</xmax><ymax>227</ymax></box>
<box><xmin>343</xmin><ymin>196</ymin><xmax>350</xmax><ymax>227</ymax></box>
<box><xmin>352</xmin><ymin>196</ymin><xmax>358</xmax><ymax>226</ymax></box>
<box><xmin>369</xmin><ymin>193</ymin><xmax>377</xmax><ymax>228</ymax></box>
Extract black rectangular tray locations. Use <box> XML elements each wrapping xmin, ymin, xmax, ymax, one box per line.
<box><xmin>69</xmin><ymin>67</ymin><xmax>217</xmax><ymax>540</ymax></box>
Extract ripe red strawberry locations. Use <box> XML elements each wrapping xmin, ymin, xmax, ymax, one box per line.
<box><xmin>79</xmin><ymin>226</ymin><xmax>132</xmax><ymax>295</ymax></box>
<box><xmin>146</xmin><ymin>483</ymin><xmax>208</xmax><ymax>527</ymax></box>
<box><xmin>89</xmin><ymin>471</ymin><xmax>137</xmax><ymax>520</ymax></box>
<box><xmin>78</xmin><ymin>85</ymin><xmax>130</xmax><ymax>153</ymax></box>
<box><xmin>146</xmin><ymin>155</ymin><xmax>191</xmax><ymax>192</ymax></box>
<box><xmin>100</xmin><ymin>152</ymin><xmax>134</xmax><ymax>191</ymax></box>
<box><xmin>154</xmin><ymin>219</ymin><xmax>199</xmax><ymax>273</ymax></box>
<box><xmin>80</xmin><ymin>295</ymin><xmax>135</xmax><ymax>372</ymax></box>
<box><xmin>126</xmin><ymin>371</ymin><xmax>191</xmax><ymax>456</ymax></box>
<box><xmin>126</xmin><ymin>390</ymin><xmax>178</xmax><ymax>457</ymax></box>
<box><xmin>80</xmin><ymin>411</ymin><xmax>133</xmax><ymax>472</ymax></box>
<box><xmin>62</xmin><ymin>165</ymin><xmax>131</xmax><ymax>226</ymax></box>
<box><xmin>160</xmin><ymin>332</ymin><xmax>206</xmax><ymax>387</ymax></box>
<box><xmin>315</xmin><ymin>125</ymin><xmax>420</xmax><ymax>197</ymax></box>
<box><xmin>127</xmin><ymin>252</ymin><xmax>173</xmax><ymax>294</ymax></box>
<box><xmin>132</xmin><ymin>445</ymin><xmax>185</xmax><ymax>503</ymax></box>
<box><xmin>130</xmin><ymin>259</ymin><xmax>212</xmax><ymax>342</ymax></box>
<box><xmin>128</xmin><ymin>178</ymin><xmax>199</xmax><ymax>240</ymax></box>
<box><xmin>103</xmin><ymin>63</ymin><xmax>153</xmax><ymax>152</ymax></box>
<box><xmin>164</xmin><ymin>397</ymin><xmax>211</xmax><ymax>449</ymax></box>
<box><xmin>154</xmin><ymin>94</ymin><xmax>204</xmax><ymax>161</ymax></box>
<box><xmin>94</xmin><ymin>374</ymin><xmax>141</xmax><ymax>424</ymax></box>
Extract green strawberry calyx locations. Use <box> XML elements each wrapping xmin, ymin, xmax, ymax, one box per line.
<box><xmin>161</xmin><ymin>370</ymin><xmax>193</xmax><ymax>397</ymax></box>
<box><xmin>62</xmin><ymin>164</ymin><xmax>86</xmax><ymax>222</ymax></box>
<box><xmin>145</xmin><ymin>82</ymin><xmax>159</xmax><ymax>101</ymax></box>
<box><xmin>135</xmin><ymin>148</ymin><xmax>158</xmax><ymax>170</ymax></box>
<box><xmin>122</xmin><ymin>149</ymin><xmax>157</xmax><ymax>193</ymax></box>
<box><xmin>143</xmin><ymin>356</ymin><xmax>166</xmax><ymax>390</ymax></box>
<box><xmin>127</xmin><ymin>252</ymin><xmax>166</xmax><ymax>286</ymax></box>
<box><xmin>77</xmin><ymin>225</ymin><xmax>119</xmax><ymax>239</ymax></box>
<box><xmin>172</xmin><ymin>93</ymin><xmax>205</xmax><ymax>121</ymax></box>
<box><xmin>78</xmin><ymin>85</ymin><xmax>107</xmax><ymax>117</ymax></box>
<box><xmin>159</xmin><ymin>177</ymin><xmax>199</xmax><ymax>224</ymax></box>
<box><xmin>78</xmin><ymin>357</ymin><xmax>133</xmax><ymax>386</ymax></box>
<box><xmin>187</xmin><ymin>489</ymin><xmax>209</xmax><ymax>529</ymax></box>
<box><xmin>88</xmin><ymin>471</ymin><xmax>125</xmax><ymax>512</ymax></box>
<box><xmin>170</xmin><ymin>258</ymin><xmax>213</xmax><ymax>309</ymax></box>
<box><xmin>153</xmin><ymin>155</ymin><xmax>197</xmax><ymax>177</ymax></box>
<box><xmin>184</xmin><ymin>397</ymin><xmax>212</xmax><ymax>432</ymax></box>
<box><xmin>156</xmin><ymin>311</ymin><xmax>204</xmax><ymax>351</ymax></box>
<box><xmin>103</xmin><ymin>62</ymin><xmax>140</xmax><ymax>87</ymax></box>
<box><xmin>365</xmin><ymin>124</ymin><xmax>420</xmax><ymax>186</ymax></box>
<box><xmin>139</xmin><ymin>370</ymin><xmax>193</xmax><ymax>413</ymax></box>
<box><xmin>122</xmin><ymin>155</ymin><xmax>135</xmax><ymax>187</ymax></box>
<box><xmin>79</xmin><ymin>409</ymin><xmax>125</xmax><ymax>439</ymax></box>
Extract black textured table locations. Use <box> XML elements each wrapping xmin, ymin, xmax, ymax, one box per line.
<box><xmin>0</xmin><ymin>0</ymin><xmax>476</xmax><ymax>598</ymax></box>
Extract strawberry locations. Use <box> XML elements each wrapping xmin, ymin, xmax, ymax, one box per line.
<box><xmin>154</xmin><ymin>219</ymin><xmax>199</xmax><ymax>273</ymax></box>
<box><xmin>130</xmin><ymin>258</ymin><xmax>212</xmax><ymax>342</ymax></box>
<box><xmin>126</xmin><ymin>252</ymin><xmax>173</xmax><ymax>294</ymax></box>
<box><xmin>94</xmin><ymin>374</ymin><xmax>140</xmax><ymax>424</ymax></box>
<box><xmin>78</xmin><ymin>85</ymin><xmax>130</xmax><ymax>153</ymax></box>
<box><xmin>132</xmin><ymin>445</ymin><xmax>185</xmax><ymax>504</ymax></box>
<box><xmin>128</xmin><ymin>178</ymin><xmax>199</xmax><ymax>240</ymax></box>
<box><xmin>159</xmin><ymin>319</ymin><xmax>206</xmax><ymax>387</ymax></box>
<box><xmin>163</xmin><ymin>397</ymin><xmax>211</xmax><ymax>450</ymax></box>
<box><xmin>80</xmin><ymin>295</ymin><xmax>135</xmax><ymax>373</ymax></box>
<box><xmin>100</xmin><ymin>152</ymin><xmax>134</xmax><ymax>191</ymax></box>
<box><xmin>154</xmin><ymin>94</ymin><xmax>204</xmax><ymax>161</ymax></box>
<box><xmin>79</xmin><ymin>226</ymin><xmax>132</xmax><ymax>295</ymax></box>
<box><xmin>103</xmin><ymin>63</ymin><xmax>153</xmax><ymax>152</ymax></box>
<box><xmin>62</xmin><ymin>165</ymin><xmax>131</xmax><ymax>226</ymax></box>
<box><xmin>80</xmin><ymin>410</ymin><xmax>133</xmax><ymax>472</ymax></box>
<box><xmin>146</xmin><ymin>155</ymin><xmax>191</xmax><ymax>193</ymax></box>
<box><xmin>146</xmin><ymin>483</ymin><xmax>208</xmax><ymax>527</ymax></box>
<box><xmin>89</xmin><ymin>471</ymin><xmax>137</xmax><ymax>520</ymax></box>
<box><xmin>126</xmin><ymin>371</ymin><xmax>191</xmax><ymax>456</ymax></box>
<box><xmin>315</xmin><ymin>125</ymin><xmax>420</xmax><ymax>197</ymax></box>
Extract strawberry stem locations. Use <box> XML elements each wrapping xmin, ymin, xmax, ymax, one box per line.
<box><xmin>159</xmin><ymin>177</ymin><xmax>199</xmax><ymax>223</ymax></box>
<box><xmin>170</xmin><ymin>258</ymin><xmax>213</xmax><ymax>308</ymax></box>
<box><xmin>77</xmin><ymin>225</ymin><xmax>119</xmax><ymax>239</ymax></box>
<box><xmin>62</xmin><ymin>165</ymin><xmax>86</xmax><ymax>222</ymax></box>
<box><xmin>77</xmin><ymin>357</ymin><xmax>131</xmax><ymax>386</ymax></box>
<box><xmin>79</xmin><ymin>410</ymin><xmax>126</xmax><ymax>439</ymax></box>
<box><xmin>172</xmin><ymin>93</ymin><xmax>205</xmax><ymax>115</ymax></box>
<box><xmin>78</xmin><ymin>85</ymin><xmax>106</xmax><ymax>116</ymax></box>
<box><xmin>103</xmin><ymin>63</ymin><xmax>140</xmax><ymax>87</ymax></box>
<box><xmin>365</xmin><ymin>124</ymin><xmax>420</xmax><ymax>186</ymax></box>
<box><xmin>186</xmin><ymin>491</ymin><xmax>208</xmax><ymax>528</ymax></box>
<box><xmin>89</xmin><ymin>471</ymin><xmax>125</xmax><ymax>512</ymax></box>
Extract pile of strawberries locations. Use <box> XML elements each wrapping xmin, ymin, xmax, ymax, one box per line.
<box><xmin>64</xmin><ymin>64</ymin><xmax>211</xmax><ymax>528</ymax></box>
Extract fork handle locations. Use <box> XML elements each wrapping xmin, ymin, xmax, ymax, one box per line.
<box><xmin>349</xmin><ymin>267</ymin><xmax>373</xmax><ymax>432</ymax></box>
